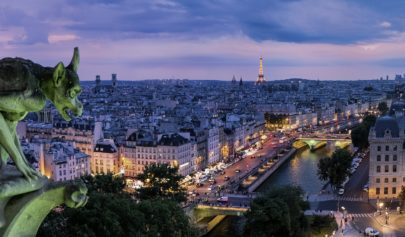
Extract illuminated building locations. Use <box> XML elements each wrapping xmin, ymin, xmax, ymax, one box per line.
<box><xmin>37</xmin><ymin>141</ymin><xmax>90</xmax><ymax>181</ymax></box>
<box><xmin>52</xmin><ymin>119</ymin><xmax>103</xmax><ymax>158</ymax></box>
<box><xmin>207</xmin><ymin>126</ymin><xmax>220</xmax><ymax>165</ymax></box>
<box><xmin>92</xmin><ymin>138</ymin><xmax>119</xmax><ymax>174</ymax></box>
<box><xmin>123</xmin><ymin>130</ymin><xmax>195</xmax><ymax>177</ymax></box>
<box><xmin>369</xmin><ymin>115</ymin><xmax>405</xmax><ymax>199</ymax></box>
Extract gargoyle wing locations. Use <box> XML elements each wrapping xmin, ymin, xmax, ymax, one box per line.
<box><xmin>0</xmin><ymin>58</ymin><xmax>30</xmax><ymax>94</ymax></box>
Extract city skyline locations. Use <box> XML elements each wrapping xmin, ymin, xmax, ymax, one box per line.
<box><xmin>1</xmin><ymin>0</ymin><xmax>405</xmax><ymax>81</ymax></box>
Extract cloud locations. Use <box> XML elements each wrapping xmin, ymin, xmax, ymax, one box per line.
<box><xmin>48</xmin><ymin>34</ymin><xmax>79</xmax><ymax>44</ymax></box>
<box><xmin>380</xmin><ymin>21</ymin><xmax>392</xmax><ymax>28</ymax></box>
<box><xmin>1</xmin><ymin>0</ymin><xmax>405</xmax><ymax>81</ymax></box>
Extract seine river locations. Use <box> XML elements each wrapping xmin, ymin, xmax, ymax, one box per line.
<box><xmin>205</xmin><ymin>142</ymin><xmax>348</xmax><ymax>237</ymax></box>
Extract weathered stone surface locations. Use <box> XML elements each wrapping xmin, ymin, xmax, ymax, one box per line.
<box><xmin>0</xmin><ymin>47</ymin><xmax>83</xmax><ymax>181</ymax></box>
<box><xmin>0</xmin><ymin>167</ymin><xmax>87</xmax><ymax>237</ymax></box>
<box><xmin>0</xmin><ymin>48</ymin><xmax>87</xmax><ymax>236</ymax></box>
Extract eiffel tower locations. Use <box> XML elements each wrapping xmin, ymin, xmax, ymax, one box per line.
<box><xmin>256</xmin><ymin>56</ymin><xmax>265</xmax><ymax>84</ymax></box>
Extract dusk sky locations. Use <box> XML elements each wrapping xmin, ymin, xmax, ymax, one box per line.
<box><xmin>1</xmin><ymin>0</ymin><xmax>405</xmax><ymax>81</ymax></box>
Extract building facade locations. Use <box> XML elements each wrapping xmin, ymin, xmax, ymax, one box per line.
<box><xmin>41</xmin><ymin>141</ymin><xmax>91</xmax><ymax>181</ymax></box>
<box><xmin>92</xmin><ymin>138</ymin><xmax>120</xmax><ymax>174</ymax></box>
<box><xmin>369</xmin><ymin>116</ymin><xmax>405</xmax><ymax>200</ymax></box>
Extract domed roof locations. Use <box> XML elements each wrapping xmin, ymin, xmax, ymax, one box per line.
<box><xmin>374</xmin><ymin>116</ymin><xmax>399</xmax><ymax>137</ymax></box>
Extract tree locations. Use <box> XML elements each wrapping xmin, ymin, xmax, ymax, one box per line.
<box><xmin>38</xmin><ymin>174</ymin><xmax>198</xmax><ymax>237</ymax></box>
<box><xmin>39</xmin><ymin>194</ymin><xmax>198</xmax><ymax>237</ymax></box>
<box><xmin>399</xmin><ymin>186</ymin><xmax>405</xmax><ymax>210</ymax></box>
<box><xmin>378</xmin><ymin>102</ymin><xmax>389</xmax><ymax>115</ymax></box>
<box><xmin>244</xmin><ymin>198</ymin><xmax>291</xmax><ymax>237</ymax></box>
<box><xmin>137</xmin><ymin>163</ymin><xmax>187</xmax><ymax>202</ymax></box>
<box><xmin>82</xmin><ymin>173</ymin><xmax>126</xmax><ymax>194</ymax></box>
<box><xmin>310</xmin><ymin>215</ymin><xmax>337</xmax><ymax>235</ymax></box>
<box><xmin>351</xmin><ymin>114</ymin><xmax>376</xmax><ymax>149</ymax></box>
<box><xmin>317</xmin><ymin>149</ymin><xmax>352</xmax><ymax>189</ymax></box>
<box><xmin>351</xmin><ymin>125</ymin><xmax>368</xmax><ymax>148</ymax></box>
<box><xmin>362</xmin><ymin>114</ymin><xmax>377</xmax><ymax>129</ymax></box>
<box><xmin>244</xmin><ymin>186</ymin><xmax>309</xmax><ymax>237</ymax></box>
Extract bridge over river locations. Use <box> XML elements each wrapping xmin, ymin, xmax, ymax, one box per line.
<box><xmin>293</xmin><ymin>133</ymin><xmax>351</xmax><ymax>151</ymax></box>
<box><xmin>189</xmin><ymin>192</ymin><xmax>368</xmax><ymax>222</ymax></box>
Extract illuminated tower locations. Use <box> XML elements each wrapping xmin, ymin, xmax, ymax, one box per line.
<box><xmin>256</xmin><ymin>56</ymin><xmax>265</xmax><ymax>84</ymax></box>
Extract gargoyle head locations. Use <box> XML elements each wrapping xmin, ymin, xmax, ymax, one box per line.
<box><xmin>50</xmin><ymin>47</ymin><xmax>83</xmax><ymax>121</ymax></box>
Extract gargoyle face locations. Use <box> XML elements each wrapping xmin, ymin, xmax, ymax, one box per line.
<box><xmin>51</xmin><ymin>48</ymin><xmax>83</xmax><ymax>121</ymax></box>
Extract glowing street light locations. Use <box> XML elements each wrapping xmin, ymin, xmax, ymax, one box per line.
<box><xmin>378</xmin><ymin>202</ymin><xmax>384</xmax><ymax>215</ymax></box>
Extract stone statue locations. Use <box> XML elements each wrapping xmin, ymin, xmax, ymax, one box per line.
<box><xmin>0</xmin><ymin>48</ymin><xmax>87</xmax><ymax>236</ymax></box>
<box><xmin>0</xmin><ymin>47</ymin><xmax>83</xmax><ymax>180</ymax></box>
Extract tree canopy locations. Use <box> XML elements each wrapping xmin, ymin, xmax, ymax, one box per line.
<box><xmin>398</xmin><ymin>186</ymin><xmax>405</xmax><ymax>211</ymax></box>
<box><xmin>82</xmin><ymin>173</ymin><xmax>126</xmax><ymax>194</ymax></box>
<box><xmin>317</xmin><ymin>149</ymin><xmax>352</xmax><ymax>189</ymax></box>
<box><xmin>38</xmin><ymin>173</ymin><xmax>197</xmax><ymax>237</ymax></box>
<box><xmin>377</xmin><ymin>101</ymin><xmax>389</xmax><ymax>115</ymax></box>
<box><xmin>136</xmin><ymin>163</ymin><xmax>187</xmax><ymax>202</ymax></box>
<box><xmin>244</xmin><ymin>186</ymin><xmax>309</xmax><ymax>237</ymax></box>
<box><xmin>351</xmin><ymin>114</ymin><xmax>376</xmax><ymax>149</ymax></box>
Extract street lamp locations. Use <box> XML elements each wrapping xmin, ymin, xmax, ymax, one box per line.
<box><xmin>341</xmin><ymin>206</ymin><xmax>347</xmax><ymax>220</ymax></box>
<box><xmin>378</xmin><ymin>202</ymin><xmax>384</xmax><ymax>215</ymax></box>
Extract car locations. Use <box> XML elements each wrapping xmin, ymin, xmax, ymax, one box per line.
<box><xmin>365</xmin><ymin>227</ymin><xmax>380</xmax><ymax>236</ymax></box>
<box><xmin>217</xmin><ymin>196</ymin><xmax>229</xmax><ymax>202</ymax></box>
<box><xmin>209</xmin><ymin>179</ymin><xmax>217</xmax><ymax>184</ymax></box>
<box><xmin>338</xmin><ymin>188</ymin><xmax>345</xmax><ymax>196</ymax></box>
<box><xmin>196</xmin><ymin>183</ymin><xmax>203</xmax><ymax>187</ymax></box>
<box><xmin>350</xmin><ymin>167</ymin><xmax>356</xmax><ymax>174</ymax></box>
<box><xmin>224</xmin><ymin>176</ymin><xmax>230</xmax><ymax>181</ymax></box>
<box><xmin>363</xmin><ymin>183</ymin><xmax>369</xmax><ymax>192</ymax></box>
<box><xmin>235</xmin><ymin>169</ymin><xmax>241</xmax><ymax>173</ymax></box>
<box><xmin>353</xmin><ymin>157</ymin><xmax>362</xmax><ymax>163</ymax></box>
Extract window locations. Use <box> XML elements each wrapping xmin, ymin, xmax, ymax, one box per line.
<box><xmin>385</xmin><ymin>178</ymin><xmax>389</xmax><ymax>183</ymax></box>
<box><xmin>393</xmin><ymin>178</ymin><xmax>397</xmax><ymax>182</ymax></box>
<box><xmin>376</xmin><ymin>188</ymin><xmax>380</xmax><ymax>195</ymax></box>
<box><xmin>377</xmin><ymin>166</ymin><xmax>381</xmax><ymax>173</ymax></box>
<box><xmin>386</xmin><ymin>145</ymin><xmax>389</xmax><ymax>151</ymax></box>
<box><xmin>385</xmin><ymin>155</ymin><xmax>389</xmax><ymax>162</ymax></box>
<box><xmin>393</xmin><ymin>165</ymin><xmax>397</xmax><ymax>172</ymax></box>
<box><xmin>385</xmin><ymin>165</ymin><xmax>389</xmax><ymax>172</ymax></box>
<box><xmin>377</xmin><ymin>155</ymin><xmax>381</xmax><ymax>161</ymax></box>
<box><xmin>376</xmin><ymin>178</ymin><xmax>380</xmax><ymax>183</ymax></box>
<box><xmin>394</xmin><ymin>155</ymin><xmax>398</xmax><ymax>161</ymax></box>
<box><xmin>393</xmin><ymin>187</ymin><xmax>397</xmax><ymax>194</ymax></box>
<box><xmin>394</xmin><ymin>145</ymin><xmax>398</xmax><ymax>151</ymax></box>
<box><xmin>377</xmin><ymin>146</ymin><xmax>381</xmax><ymax>151</ymax></box>
<box><xmin>384</xmin><ymin>187</ymin><xmax>388</xmax><ymax>194</ymax></box>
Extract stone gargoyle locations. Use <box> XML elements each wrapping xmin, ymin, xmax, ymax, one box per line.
<box><xmin>0</xmin><ymin>47</ymin><xmax>83</xmax><ymax>180</ymax></box>
<box><xmin>0</xmin><ymin>48</ymin><xmax>87</xmax><ymax>235</ymax></box>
